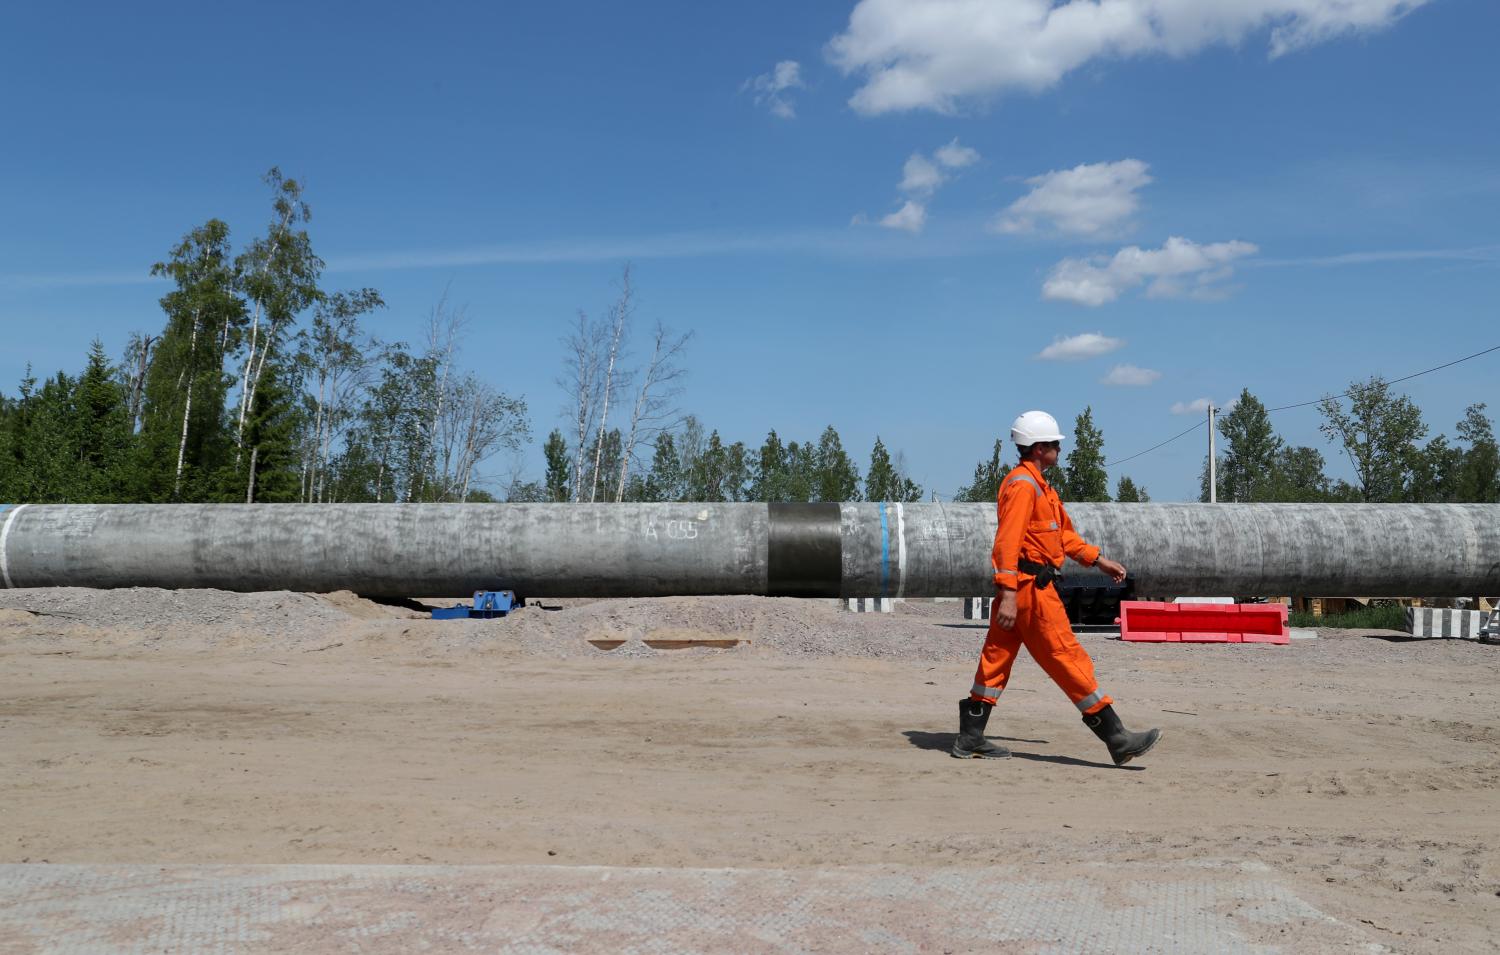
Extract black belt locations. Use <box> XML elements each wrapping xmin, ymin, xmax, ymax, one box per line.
<box><xmin>1018</xmin><ymin>559</ymin><xmax>1063</xmax><ymax>590</ymax></box>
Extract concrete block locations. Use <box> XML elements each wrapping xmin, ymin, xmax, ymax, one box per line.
<box><xmin>1406</xmin><ymin>607</ymin><xmax>1489</xmax><ymax>640</ymax></box>
<box><xmin>844</xmin><ymin>597</ymin><xmax>892</xmax><ymax>613</ymax></box>
<box><xmin>964</xmin><ymin>596</ymin><xmax>992</xmax><ymax>620</ymax></box>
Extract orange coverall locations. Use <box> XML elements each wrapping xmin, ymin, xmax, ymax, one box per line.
<box><xmin>969</xmin><ymin>460</ymin><xmax>1113</xmax><ymax>716</ymax></box>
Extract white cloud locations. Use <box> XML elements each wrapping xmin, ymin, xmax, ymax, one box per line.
<box><xmin>898</xmin><ymin>155</ymin><xmax>945</xmax><ymax>196</ymax></box>
<box><xmin>828</xmin><ymin>0</ymin><xmax>1430</xmax><ymax>115</ymax></box>
<box><xmin>934</xmin><ymin>137</ymin><xmax>980</xmax><ymax>169</ymax></box>
<box><xmin>1102</xmin><ymin>364</ymin><xmax>1162</xmax><ymax>386</ymax></box>
<box><xmin>995</xmin><ymin>159</ymin><xmax>1151</xmax><ymax>237</ymax></box>
<box><xmin>744</xmin><ymin>60</ymin><xmax>805</xmax><ymax>118</ymax></box>
<box><xmin>1172</xmin><ymin>397</ymin><xmax>1213</xmax><ymax>415</ymax></box>
<box><xmin>880</xmin><ymin>200</ymin><xmax>927</xmax><ymax>233</ymax></box>
<box><xmin>1043</xmin><ymin>236</ymin><xmax>1259</xmax><ymax>306</ymax></box>
<box><xmin>899</xmin><ymin>137</ymin><xmax>982</xmax><ymax>197</ymax></box>
<box><xmin>862</xmin><ymin>138</ymin><xmax>981</xmax><ymax>233</ymax></box>
<box><xmin>1036</xmin><ymin>332</ymin><xmax>1124</xmax><ymax>361</ymax></box>
<box><xmin>1171</xmin><ymin>396</ymin><xmax>1240</xmax><ymax>415</ymax></box>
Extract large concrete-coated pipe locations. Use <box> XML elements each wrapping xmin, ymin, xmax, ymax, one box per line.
<box><xmin>0</xmin><ymin>502</ymin><xmax>1495</xmax><ymax>598</ymax></box>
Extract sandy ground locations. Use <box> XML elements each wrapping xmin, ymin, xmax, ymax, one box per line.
<box><xmin>1</xmin><ymin>590</ymin><xmax>1497</xmax><ymax>953</ymax></box>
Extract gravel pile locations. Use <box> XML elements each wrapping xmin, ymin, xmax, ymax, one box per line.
<box><xmin>449</xmin><ymin>596</ymin><xmax>988</xmax><ymax>661</ymax></box>
<box><xmin>0</xmin><ymin>587</ymin><xmax>355</xmax><ymax>643</ymax></box>
<box><xmin>6</xmin><ymin>589</ymin><xmax>1464</xmax><ymax>666</ymax></box>
<box><xmin>0</xmin><ymin>588</ymin><xmax>991</xmax><ymax>660</ymax></box>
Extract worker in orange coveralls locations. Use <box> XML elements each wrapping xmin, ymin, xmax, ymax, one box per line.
<box><xmin>952</xmin><ymin>410</ymin><xmax>1162</xmax><ymax>766</ymax></box>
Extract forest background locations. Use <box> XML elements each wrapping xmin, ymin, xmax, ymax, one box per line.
<box><xmin>3</xmin><ymin>170</ymin><xmax>1495</xmax><ymax>509</ymax></box>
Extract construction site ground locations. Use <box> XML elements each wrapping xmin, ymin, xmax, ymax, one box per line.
<box><xmin>1</xmin><ymin>590</ymin><xmax>1496</xmax><ymax>953</ymax></box>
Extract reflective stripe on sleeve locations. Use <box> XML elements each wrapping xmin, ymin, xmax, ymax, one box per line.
<box><xmin>971</xmin><ymin>683</ymin><xmax>1003</xmax><ymax>702</ymax></box>
<box><xmin>996</xmin><ymin>569</ymin><xmax>1017</xmax><ymax>577</ymax></box>
<box><xmin>1006</xmin><ymin>474</ymin><xmax>1043</xmax><ymax>498</ymax></box>
<box><xmin>1075</xmin><ymin>690</ymin><xmax>1104</xmax><ymax>712</ymax></box>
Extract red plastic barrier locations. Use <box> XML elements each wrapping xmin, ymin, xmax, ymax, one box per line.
<box><xmin>1117</xmin><ymin>601</ymin><xmax>1288</xmax><ymax>644</ymax></box>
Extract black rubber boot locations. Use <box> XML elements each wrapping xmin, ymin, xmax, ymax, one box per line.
<box><xmin>1082</xmin><ymin>704</ymin><xmax>1160</xmax><ymax>766</ymax></box>
<box><xmin>951</xmin><ymin>700</ymin><xmax>1011</xmax><ymax>759</ymax></box>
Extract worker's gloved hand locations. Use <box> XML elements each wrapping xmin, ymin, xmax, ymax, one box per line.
<box><xmin>995</xmin><ymin>588</ymin><xmax>1018</xmax><ymax>630</ymax></box>
<box><xmin>1096</xmin><ymin>557</ymin><xmax>1127</xmax><ymax>583</ymax></box>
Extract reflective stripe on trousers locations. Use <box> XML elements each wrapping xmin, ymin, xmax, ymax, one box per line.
<box><xmin>970</xmin><ymin>581</ymin><xmax>1113</xmax><ymax>714</ymax></box>
<box><xmin>1074</xmin><ymin>690</ymin><xmax>1105</xmax><ymax>712</ymax></box>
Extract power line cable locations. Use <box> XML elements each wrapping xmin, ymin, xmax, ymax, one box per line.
<box><xmin>1264</xmin><ymin>342</ymin><xmax>1500</xmax><ymax>413</ymax></box>
<box><xmin>1104</xmin><ymin>420</ymin><xmax>1205</xmax><ymax>468</ymax></box>
<box><xmin>1102</xmin><ymin>341</ymin><xmax>1500</xmax><ymax>469</ymax></box>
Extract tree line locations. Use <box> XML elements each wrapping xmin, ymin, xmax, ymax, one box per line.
<box><xmin>0</xmin><ymin>169</ymin><xmax>529</xmax><ymax>505</ymax></box>
<box><xmin>1208</xmin><ymin>382</ymin><xmax>1497</xmax><ymax>503</ymax></box>
<box><xmin>948</xmin><ymin>383</ymin><xmax>1498</xmax><ymax>506</ymax></box>
<box><xmin>3</xmin><ymin>171</ymin><xmax>1494</xmax><ymax>507</ymax></box>
<box><xmin>512</xmin><ymin>419</ymin><xmax>925</xmax><ymax>504</ymax></box>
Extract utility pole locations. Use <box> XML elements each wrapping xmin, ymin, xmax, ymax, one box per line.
<box><xmin>1208</xmin><ymin>403</ymin><xmax>1218</xmax><ymax>504</ymax></box>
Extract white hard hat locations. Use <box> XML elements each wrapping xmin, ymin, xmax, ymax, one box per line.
<box><xmin>1010</xmin><ymin>410</ymin><xmax>1065</xmax><ymax>446</ymax></box>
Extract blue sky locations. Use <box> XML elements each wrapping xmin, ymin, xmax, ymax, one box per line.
<box><xmin>2</xmin><ymin>0</ymin><xmax>1496</xmax><ymax>500</ymax></box>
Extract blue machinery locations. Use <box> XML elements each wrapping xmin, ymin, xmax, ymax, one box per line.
<box><xmin>430</xmin><ymin>590</ymin><xmax>520</xmax><ymax>620</ymax></box>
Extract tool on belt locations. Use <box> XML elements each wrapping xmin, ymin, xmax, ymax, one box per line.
<box><xmin>1018</xmin><ymin>559</ymin><xmax>1064</xmax><ymax>590</ymax></box>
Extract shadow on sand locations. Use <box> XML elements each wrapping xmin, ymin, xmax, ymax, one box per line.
<box><xmin>902</xmin><ymin>730</ymin><xmax>1139</xmax><ymax>770</ymax></box>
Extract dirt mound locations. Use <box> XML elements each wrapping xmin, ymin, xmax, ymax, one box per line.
<box><xmin>0</xmin><ymin>589</ymin><xmax>991</xmax><ymax>659</ymax></box>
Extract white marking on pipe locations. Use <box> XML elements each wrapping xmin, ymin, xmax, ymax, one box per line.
<box><xmin>0</xmin><ymin>504</ymin><xmax>29</xmax><ymax>589</ymax></box>
<box><xmin>895</xmin><ymin>502</ymin><xmax>908</xmax><ymax>598</ymax></box>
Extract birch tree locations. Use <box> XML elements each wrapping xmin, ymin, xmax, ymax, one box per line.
<box><xmin>434</xmin><ymin>371</ymin><xmax>529</xmax><ymax>501</ymax></box>
<box><xmin>120</xmin><ymin>332</ymin><xmax>157</xmax><ymax>434</ymax></box>
<box><xmin>234</xmin><ymin>168</ymin><xmax>323</xmax><ymax>485</ymax></box>
<box><xmin>144</xmin><ymin>219</ymin><xmax>244</xmax><ymax>500</ymax></box>
<box><xmin>298</xmin><ymin>289</ymin><xmax>385</xmax><ymax>501</ymax></box>
<box><xmin>415</xmin><ymin>293</ymin><xmax>464</xmax><ymax>501</ymax></box>
<box><xmin>589</xmin><ymin>265</ymin><xmax>633</xmax><ymax>502</ymax></box>
<box><xmin>560</xmin><ymin>309</ymin><xmax>604</xmax><ymax>501</ymax></box>
<box><xmin>615</xmin><ymin>321</ymin><xmax>691</xmax><ymax>502</ymax></box>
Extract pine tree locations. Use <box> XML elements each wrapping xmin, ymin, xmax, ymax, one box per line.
<box><xmin>954</xmin><ymin>439</ymin><xmax>1006</xmax><ymax>502</ymax></box>
<box><xmin>683</xmin><ymin>430</ymin><xmax>725</xmax><ymax>501</ymax></box>
<box><xmin>16</xmin><ymin>371</ymin><xmax>79</xmax><ymax>502</ymax></box>
<box><xmin>1454</xmin><ymin>403</ymin><xmax>1499</xmax><ymax>502</ymax></box>
<box><xmin>813</xmin><ymin>426</ymin><xmax>860</xmax><ymax>502</ymax></box>
<box><xmin>1214</xmin><ymin>390</ymin><xmax>1282</xmax><ymax>502</ymax></box>
<box><xmin>724</xmin><ymin>441</ymin><xmax>751</xmax><ymax>502</ymax></box>
<box><xmin>865</xmin><ymin>436</ymin><xmax>896</xmax><ymax>501</ymax></box>
<box><xmin>542</xmin><ymin>430</ymin><xmax>571</xmax><ymax>502</ymax></box>
<box><xmin>0</xmin><ymin>368</ymin><xmax>39</xmax><ymax>500</ymax></box>
<box><xmin>784</xmin><ymin>440</ymin><xmax>816</xmax><ymax>503</ymax></box>
<box><xmin>750</xmin><ymin>429</ymin><xmax>789</xmax><ymax>502</ymax></box>
<box><xmin>863</xmin><ymin>436</ymin><xmax>926</xmax><ymax>502</ymax></box>
<box><xmin>1273</xmin><ymin>446</ymin><xmax>1337</xmax><ymax>502</ymax></box>
<box><xmin>643</xmin><ymin>432</ymin><xmax>682</xmax><ymax>502</ymax></box>
<box><xmin>1114</xmin><ymin>475</ymin><xmax>1149</xmax><ymax>502</ymax></box>
<box><xmin>74</xmin><ymin>340</ymin><xmax>133</xmax><ymax>501</ymax></box>
<box><xmin>239</xmin><ymin>359</ymin><xmax>303</xmax><ymax>502</ymax></box>
<box><xmin>1063</xmin><ymin>407</ymin><xmax>1109</xmax><ymax>502</ymax></box>
<box><xmin>0</xmin><ymin>388</ymin><xmax>14</xmax><ymax>501</ymax></box>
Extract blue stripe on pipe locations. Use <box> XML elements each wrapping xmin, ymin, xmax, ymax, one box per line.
<box><xmin>879</xmin><ymin>503</ymin><xmax>890</xmax><ymax>597</ymax></box>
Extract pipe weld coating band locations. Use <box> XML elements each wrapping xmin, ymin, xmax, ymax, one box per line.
<box><xmin>767</xmin><ymin>502</ymin><xmax>842</xmax><ymax>598</ymax></box>
<box><xmin>876</xmin><ymin>503</ymin><xmax>910</xmax><ymax>599</ymax></box>
<box><xmin>0</xmin><ymin>504</ymin><xmax>24</xmax><ymax>589</ymax></box>
<box><xmin>894</xmin><ymin>501</ymin><xmax>907</xmax><ymax>599</ymax></box>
